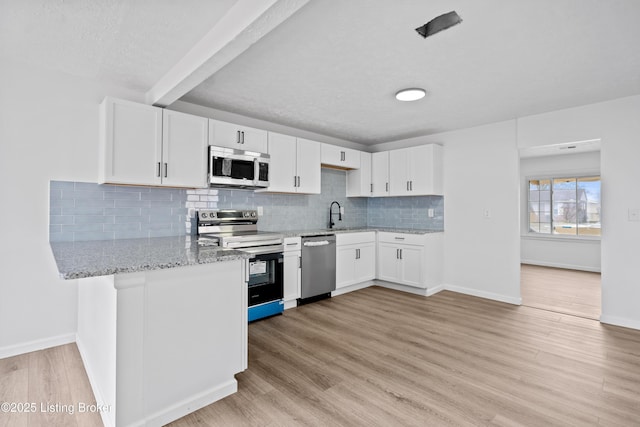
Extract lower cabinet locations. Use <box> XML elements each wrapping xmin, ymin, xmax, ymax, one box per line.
<box><xmin>336</xmin><ymin>232</ymin><xmax>376</xmax><ymax>289</ymax></box>
<box><xmin>283</xmin><ymin>237</ymin><xmax>301</xmax><ymax>308</ymax></box>
<box><xmin>377</xmin><ymin>232</ymin><xmax>443</xmax><ymax>289</ymax></box>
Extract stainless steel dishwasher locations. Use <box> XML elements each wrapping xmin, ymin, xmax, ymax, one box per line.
<box><xmin>300</xmin><ymin>234</ymin><xmax>336</xmax><ymax>302</ymax></box>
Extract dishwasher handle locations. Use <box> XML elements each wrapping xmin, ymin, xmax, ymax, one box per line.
<box><xmin>303</xmin><ymin>240</ymin><xmax>331</xmax><ymax>247</ymax></box>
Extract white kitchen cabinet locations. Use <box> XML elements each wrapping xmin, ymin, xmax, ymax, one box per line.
<box><xmin>389</xmin><ymin>144</ymin><xmax>443</xmax><ymax>196</ymax></box>
<box><xmin>99</xmin><ymin>97</ymin><xmax>208</xmax><ymax>188</ymax></box>
<box><xmin>162</xmin><ymin>109</ymin><xmax>208</xmax><ymax>188</ymax></box>
<box><xmin>208</xmin><ymin>119</ymin><xmax>268</xmax><ymax>153</ymax></box>
<box><xmin>336</xmin><ymin>232</ymin><xmax>376</xmax><ymax>289</ymax></box>
<box><xmin>346</xmin><ymin>152</ymin><xmax>372</xmax><ymax>197</ymax></box>
<box><xmin>321</xmin><ymin>143</ymin><xmax>360</xmax><ymax>169</ymax></box>
<box><xmin>283</xmin><ymin>237</ymin><xmax>301</xmax><ymax>309</ymax></box>
<box><xmin>262</xmin><ymin>133</ymin><xmax>321</xmax><ymax>194</ymax></box>
<box><xmin>371</xmin><ymin>151</ymin><xmax>390</xmax><ymax>197</ymax></box>
<box><xmin>100</xmin><ymin>97</ymin><xmax>163</xmax><ymax>186</ymax></box>
<box><xmin>376</xmin><ymin>232</ymin><xmax>443</xmax><ymax>289</ymax></box>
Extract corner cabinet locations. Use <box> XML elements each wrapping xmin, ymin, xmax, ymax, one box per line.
<box><xmin>376</xmin><ymin>232</ymin><xmax>443</xmax><ymax>290</ymax></box>
<box><xmin>99</xmin><ymin>97</ymin><xmax>208</xmax><ymax>188</ymax></box>
<box><xmin>389</xmin><ymin>144</ymin><xmax>443</xmax><ymax>196</ymax></box>
<box><xmin>261</xmin><ymin>132</ymin><xmax>321</xmax><ymax>194</ymax></box>
<box><xmin>336</xmin><ymin>232</ymin><xmax>376</xmax><ymax>289</ymax></box>
<box><xmin>208</xmin><ymin>119</ymin><xmax>267</xmax><ymax>153</ymax></box>
<box><xmin>346</xmin><ymin>152</ymin><xmax>372</xmax><ymax>197</ymax></box>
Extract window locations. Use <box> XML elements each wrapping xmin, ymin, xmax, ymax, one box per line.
<box><xmin>528</xmin><ymin>176</ymin><xmax>601</xmax><ymax>237</ymax></box>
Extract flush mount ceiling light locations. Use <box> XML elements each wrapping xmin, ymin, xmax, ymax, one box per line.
<box><xmin>415</xmin><ymin>10</ymin><xmax>462</xmax><ymax>39</ymax></box>
<box><xmin>395</xmin><ymin>88</ymin><xmax>426</xmax><ymax>101</ymax></box>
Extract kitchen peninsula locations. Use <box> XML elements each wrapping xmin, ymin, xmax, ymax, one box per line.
<box><xmin>50</xmin><ymin>236</ymin><xmax>250</xmax><ymax>427</ymax></box>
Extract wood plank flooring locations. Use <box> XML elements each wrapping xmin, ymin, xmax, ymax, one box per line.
<box><xmin>4</xmin><ymin>285</ymin><xmax>639</xmax><ymax>426</ymax></box>
<box><xmin>521</xmin><ymin>264</ymin><xmax>601</xmax><ymax>320</ymax></box>
<box><xmin>0</xmin><ymin>343</ymin><xmax>102</xmax><ymax>427</ymax></box>
<box><xmin>170</xmin><ymin>286</ymin><xmax>640</xmax><ymax>426</ymax></box>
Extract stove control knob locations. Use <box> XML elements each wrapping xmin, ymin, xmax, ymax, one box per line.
<box><xmin>251</xmin><ymin>212</ymin><xmax>257</xmax><ymax>218</ymax></box>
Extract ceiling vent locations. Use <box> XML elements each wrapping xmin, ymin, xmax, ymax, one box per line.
<box><xmin>415</xmin><ymin>11</ymin><xmax>463</xmax><ymax>39</ymax></box>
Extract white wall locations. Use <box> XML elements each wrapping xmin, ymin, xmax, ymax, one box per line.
<box><xmin>520</xmin><ymin>151</ymin><xmax>601</xmax><ymax>272</ymax></box>
<box><xmin>380</xmin><ymin>121</ymin><xmax>522</xmax><ymax>305</ymax></box>
<box><xmin>518</xmin><ymin>95</ymin><xmax>640</xmax><ymax>329</ymax></box>
<box><xmin>0</xmin><ymin>60</ymin><xmax>142</xmax><ymax>357</ymax></box>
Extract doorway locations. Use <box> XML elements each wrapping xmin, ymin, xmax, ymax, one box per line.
<box><xmin>520</xmin><ymin>264</ymin><xmax>601</xmax><ymax>319</ymax></box>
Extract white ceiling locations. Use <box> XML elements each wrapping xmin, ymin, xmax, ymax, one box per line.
<box><xmin>3</xmin><ymin>0</ymin><xmax>640</xmax><ymax>146</ymax></box>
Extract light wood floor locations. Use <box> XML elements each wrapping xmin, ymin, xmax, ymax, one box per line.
<box><xmin>0</xmin><ymin>342</ymin><xmax>102</xmax><ymax>427</ymax></box>
<box><xmin>4</xmin><ymin>286</ymin><xmax>639</xmax><ymax>426</ymax></box>
<box><xmin>521</xmin><ymin>264</ymin><xmax>601</xmax><ymax>320</ymax></box>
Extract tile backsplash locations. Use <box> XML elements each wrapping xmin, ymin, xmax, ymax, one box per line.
<box><xmin>50</xmin><ymin>169</ymin><xmax>444</xmax><ymax>242</ymax></box>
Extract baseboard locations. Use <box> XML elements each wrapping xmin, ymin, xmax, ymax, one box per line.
<box><xmin>283</xmin><ymin>299</ymin><xmax>297</xmax><ymax>310</ymax></box>
<box><xmin>374</xmin><ymin>281</ymin><xmax>444</xmax><ymax>297</ymax></box>
<box><xmin>443</xmin><ymin>284</ymin><xmax>522</xmax><ymax>305</ymax></box>
<box><xmin>0</xmin><ymin>333</ymin><xmax>76</xmax><ymax>359</ymax></box>
<box><xmin>145</xmin><ymin>379</ymin><xmax>238</xmax><ymax>427</ymax></box>
<box><xmin>76</xmin><ymin>335</ymin><xmax>115</xmax><ymax>427</ymax></box>
<box><xmin>599</xmin><ymin>314</ymin><xmax>640</xmax><ymax>331</ymax></box>
<box><xmin>521</xmin><ymin>259</ymin><xmax>601</xmax><ymax>273</ymax></box>
<box><xmin>332</xmin><ymin>280</ymin><xmax>374</xmax><ymax>297</ymax></box>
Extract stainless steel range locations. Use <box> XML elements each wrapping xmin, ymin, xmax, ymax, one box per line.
<box><xmin>197</xmin><ymin>209</ymin><xmax>284</xmax><ymax>321</ymax></box>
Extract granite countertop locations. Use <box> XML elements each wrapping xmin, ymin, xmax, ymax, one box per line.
<box><xmin>50</xmin><ymin>236</ymin><xmax>250</xmax><ymax>280</ymax></box>
<box><xmin>279</xmin><ymin>227</ymin><xmax>444</xmax><ymax>238</ymax></box>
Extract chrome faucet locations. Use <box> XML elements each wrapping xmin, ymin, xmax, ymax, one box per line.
<box><xmin>329</xmin><ymin>201</ymin><xmax>342</xmax><ymax>229</ymax></box>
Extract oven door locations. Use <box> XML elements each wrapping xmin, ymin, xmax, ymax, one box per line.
<box><xmin>247</xmin><ymin>252</ymin><xmax>283</xmax><ymax>307</ymax></box>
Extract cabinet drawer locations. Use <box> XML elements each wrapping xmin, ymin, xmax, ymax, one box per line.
<box><xmin>377</xmin><ymin>232</ymin><xmax>425</xmax><ymax>246</ymax></box>
<box><xmin>283</xmin><ymin>237</ymin><xmax>302</xmax><ymax>252</ymax></box>
<box><xmin>336</xmin><ymin>231</ymin><xmax>375</xmax><ymax>246</ymax></box>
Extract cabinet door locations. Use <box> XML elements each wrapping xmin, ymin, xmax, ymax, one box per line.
<box><xmin>399</xmin><ymin>245</ymin><xmax>425</xmax><ymax>288</ymax></box>
<box><xmin>346</xmin><ymin>152</ymin><xmax>371</xmax><ymax>197</ymax></box>
<box><xmin>376</xmin><ymin>243</ymin><xmax>400</xmax><ymax>282</ymax></box>
<box><xmin>354</xmin><ymin>243</ymin><xmax>375</xmax><ymax>283</ymax></box>
<box><xmin>371</xmin><ymin>151</ymin><xmax>389</xmax><ymax>197</ymax></box>
<box><xmin>336</xmin><ymin>245</ymin><xmax>356</xmax><ymax>289</ymax></box>
<box><xmin>283</xmin><ymin>251</ymin><xmax>301</xmax><ymax>302</ymax></box>
<box><xmin>296</xmin><ymin>138</ymin><xmax>321</xmax><ymax>194</ymax></box>
<box><xmin>162</xmin><ymin>110</ymin><xmax>208</xmax><ymax>188</ymax></box>
<box><xmin>100</xmin><ymin>97</ymin><xmax>163</xmax><ymax>185</ymax></box>
<box><xmin>265</xmin><ymin>132</ymin><xmax>297</xmax><ymax>192</ymax></box>
<box><xmin>209</xmin><ymin>120</ymin><xmax>267</xmax><ymax>153</ymax></box>
<box><xmin>407</xmin><ymin>144</ymin><xmax>443</xmax><ymax>196</ymax></box>
<box><xmin>389</xmin><ymin>148</ymin><xmax>410</xmax><ymax>196</ymax></box>
<box><xmin>321</xmin><ymin>144</ymin><xmax>360</xmax><ymax>169</ymax></box>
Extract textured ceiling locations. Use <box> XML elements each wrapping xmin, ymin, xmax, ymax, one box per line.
<box><xmin>0</xmin><ymin>0</ymin><xmax>237</xmax><ymax>92</ymax></box>
<box><xmin>182</xmin><ymin>0</ymin><xmax>640</xmax><ymax>145</ymax></box>
<box><xmin>3</xmin><ymin>1</ymin><xmax>640</xmax><ymax>146</ymax></box>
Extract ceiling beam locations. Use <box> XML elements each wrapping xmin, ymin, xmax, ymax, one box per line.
<box><xmin>145</xmin><ymin>0</ymin><xmax>310</xmax><ymax>107</ymax></box>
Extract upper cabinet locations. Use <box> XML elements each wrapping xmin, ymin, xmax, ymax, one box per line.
<box><xmin>371</xmin><ymin>151</ymin><xmax>390</xmax><ymax>197</ymax></box>
<box><xmin>389</xmin><ymin>144</ymin><xmax>443</xmax><ymax>196</ymax></box>
<box><xmin>99</xmin><ymin>97</ymin><xmax>207</xmax><ymax>188</ymax></box>
<box><xmin>321</xmin><ymin>143</ymin><xmax>360</xmax><ymax>169</ymax></box>
<box><xmin>208</xmin><ymin>119</ymin><xmax>267</xmax><ymax>153</ymax></box>
<box><xmin>346</xmin><ymin>152</ymin><xmax>372</xmax><ymax>197</ymax></box>
<box><xmin>263</xmin><ymin>133</ymin><xmax>321</xmax><ymax>194</ymax></box>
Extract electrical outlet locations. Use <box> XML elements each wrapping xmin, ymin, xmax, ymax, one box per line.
<box><xmin>428</xmin><ymin>208</ymin><xmax>434</xmax><ymax>218</ymax></box>
<box><xmin>340</xmin><ymin>206</ymin><xmax>345</xmax><ymax>215</ymax></box>
<box><xmin>257</xmin><ymin>206</ymin><xmax>264</xmax><ymax>216</ymax></box>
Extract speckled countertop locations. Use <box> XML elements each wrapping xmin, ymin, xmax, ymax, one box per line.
<box><xmin>279</xmin><ymin>227</ymin><xmax>444</xmax><ymax>238</ymax></box>
<box><xmin>50</xmin><ymin>236</ymin><xmax>250</xmax><ymax>280</ymax></box>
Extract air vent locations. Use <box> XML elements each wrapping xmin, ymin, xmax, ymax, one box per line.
<box><xmin>415</xmin><ymin>11</ymin><xmax>463</xmax><ymax>39</ymax></box>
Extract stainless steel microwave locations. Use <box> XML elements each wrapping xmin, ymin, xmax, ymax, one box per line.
<box><xmin>208</xmin><ymin>146</ymin><xmax>270</xmax><ymax>188</ymax></box>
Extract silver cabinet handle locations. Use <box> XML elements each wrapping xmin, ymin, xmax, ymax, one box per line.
<box><xmin>370</xmin><ymin>183</ymin><xmax>373</xmax><ymax>193</ymax></box>
<box><xmin>386</xmin><ymin>182</ymin><xmax>389</xmax><ymax>192</ymax></box>
<box><xmin>286</xmin><ymin>242</ymin><xmax>299</xmax><ymax>246</ymax></box>
<box><xmin>163</xmin><ymin>163</ymin><xmax>168</xmax><ymax>178</ymax></box>
<box><xmin>157</xmin><ymin>162</ymin><xmax>161</xmax><ymax>177</ymax></box>
<box><xmin>396</xmin><ymin>249</ymin><xmax>400</xmax><ymax>259</ymax></box>
<box><xmin>410</xmin><ymin>181</ymin><xmax>413</xmax><ymax>191</ymax></box>
<box><xmin>294</xmin><ymin>176</ymin><xmax>297</xmax><ymax>187</ymax></box>
<box><xmin>297</xmin><ymin>176</ymin><xmax>301</xmax><ymax>187</ymax></box>
<box><xmin>407</xmin><ymin>181</ymin><xmax>410</xmax><ymax>191</ymax></box>
<box><xmin>237</xmin><ymin>130</ymin><xmax>241</xmax><ymax>144</ymax></box>
<box><xmin>241</xmin><ymin>131</ymin><xmax>245</xmax><ymax>144</ymax></box>
<box><xmin>394</xmin><ymin>236</ymin><xmax>405</xmax><ymax>240</ymax></box>
<box><xmin>298</xmin><ymin>256</ymin><xmax>301</xmax><ymax>268</ymax></box>
<box><xmin>399</xmin><ymin>249</ymin><xmax>403</xmax><ymax>259</ymax></box>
